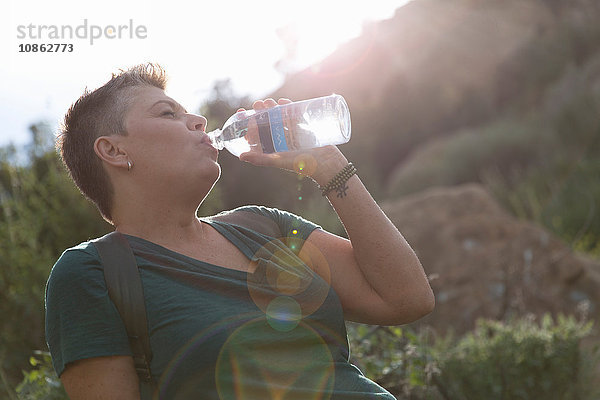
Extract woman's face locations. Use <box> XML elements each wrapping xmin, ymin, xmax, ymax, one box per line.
<box><xmin>121</xmin><ymin>85</ymin><xmax>220</xmax><ymax>195</ymax></box>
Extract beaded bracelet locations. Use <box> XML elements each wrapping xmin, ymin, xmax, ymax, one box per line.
<box><xmin>319</xmin><ymin>163</ymin><xmax>357</xmax><ymax>197</ymax></box>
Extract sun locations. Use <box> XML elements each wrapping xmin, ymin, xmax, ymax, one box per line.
<box><xmin>273</xmin><ymin>1</ymin><xmax>403</xmax><ymax>74</ymax></box>
<box><xmin>275</xmin><ymin>18</ymin><xmax>351</xmax><ymax>73</ymax></box>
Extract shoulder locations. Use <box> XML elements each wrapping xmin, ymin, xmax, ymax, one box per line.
<box><xmin>46</xmin><ymin>240</ymin><xmax>105</xmax><ymax>295</ymax></box>
<box><xmin>50</xmin><ymin>241</ymin><xmax>101</xmax><ymax>275</ymax></box>
<box><xmin>209</xmin><ymin>205</ymin><xmax>321</xmax><ymax>244</ymax></box>
<box><xmin>224</xmin><ymin>205</ymin><xmax>321</xmax><ymax>233</ymax></box>
<box><xmin>216</xmin><ymin>205</ymin><xmax>277</xmax><ymax>218</ymax></box>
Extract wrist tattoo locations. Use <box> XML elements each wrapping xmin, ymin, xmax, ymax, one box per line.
<box><xmin>336</xmin><ymin>182</ymin><xmax>350</xmax><ymax>198</ymax></box>
<box><xmin>319</xmin><ymin>163</ymin><xmax>357</xmax><ymax>197</ymax></box>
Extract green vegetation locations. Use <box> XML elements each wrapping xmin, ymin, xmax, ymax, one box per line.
<box><xmin>0</xmin><ymin>132</ymin><xmax>111</xmax><ymax>397</ymax></box>
<box><xmin>348</xmin><ymin>314</ymin><xmax>599</xmax><ymax>399</ymax></box>
<box><xmin>434</xmin><ymin>315</ymin><xmax>598</xmax><ymax>400</ymax></box>
<box><xmin>15</xmin><ymin>352</ymin><xmax>66</xmax><ymax>400</ymax></box>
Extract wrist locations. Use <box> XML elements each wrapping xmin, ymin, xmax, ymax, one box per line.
<box><xmin>317</xmin><ymin>163</ymin><xmax>357</xmax><ymax>197</ymax></box>
<box><xmin>308</xmin><ymin>146</ymin><xmax>349</xmax><ymax>186</ymax></box>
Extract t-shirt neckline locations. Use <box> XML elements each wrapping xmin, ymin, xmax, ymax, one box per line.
<box><xmin>121</xmin><ymin>219</ymin><xmax>258</xmax><ymax>277</ymax></box>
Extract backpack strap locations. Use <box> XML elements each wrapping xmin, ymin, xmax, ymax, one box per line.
<box><xmin>92</xmin><ymin>232</ymin><xmax>155</xmax><ymax>385</ymax></box>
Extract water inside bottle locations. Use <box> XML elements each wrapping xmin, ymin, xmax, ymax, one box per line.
<box><xmin>297</xmin><ymin>116</ymin><xmax>341</xmax><ymax>147</ymax></box>
<box><xmin>207</xmin><ymin>128</ymin><xmax>251</xmax><ymax>157</ymax></box>
<box><xmin>222</xmin><ymin>136</ymin><xmax>253</xmax><ymax>156</ymax></box>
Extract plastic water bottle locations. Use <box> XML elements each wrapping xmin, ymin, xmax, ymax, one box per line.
<box><xmin>208</xmin><ymin>94</ymin><xmax>351</xmax><ymax>157</ymax></box>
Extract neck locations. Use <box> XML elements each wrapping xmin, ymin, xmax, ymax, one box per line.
<box><xmin>111</xmin><ymin>186</ymin><xmax>210</xmax><ymax>247</ymax></box>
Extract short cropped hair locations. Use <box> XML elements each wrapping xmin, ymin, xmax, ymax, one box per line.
<box><xmin>57</xmin><ymin>63</ymin><xmax>167</xmax><ymax>223</ymax></box>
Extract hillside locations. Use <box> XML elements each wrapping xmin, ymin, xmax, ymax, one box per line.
<box><xmin>273</xmin><ymin>0</ymin><xmax>554</xmax><ymax>176</ymax></box>
<box><xmin>266</xmin><ymin>0</ymin><xmax>600</xmax><ymax>332</ymax></box>
<box><xmin>272</xmin><ymin>0</ymin><xmax>599</xmax><ymax>183</ymax></box>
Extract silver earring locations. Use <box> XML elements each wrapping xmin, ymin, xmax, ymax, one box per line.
<box><xmin>127</xmin><ymin>161</ymin><xmax>132</xmax><ymax>171</ymax></box>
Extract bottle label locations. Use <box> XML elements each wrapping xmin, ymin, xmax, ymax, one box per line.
<box><xmin>255</xmin><ymin>107</ymin><xmax>289</xmax><ymax>154</ymax></box>
<box><xmin>268</xmin><ymin>107</ymin><xmax>288</xmax><ymax>152</ymax></box>
<box><xmin>256</xmin><ymin>112</ymin><xmax>276</xmax><ymax>153</ymax></box>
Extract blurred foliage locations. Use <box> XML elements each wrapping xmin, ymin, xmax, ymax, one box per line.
<box><xmin>15</xmin><ymin>351</ymin><xmax>66</xmax><ymax>400</ymax></box>
<box><xmin>434</xmin><ymin>314</ymin><xmax>599</xmax><ymax>400</ymax></box>
<box><xmin>0</xmin><ymin>124</ymin><xmax>112</xmax><ymax>396</ymax></box>
<box><xmin>347</xmin><ymin>323</ymin><xmax>439</xmax><ymax>399</ymax></box>
<box><xmin>348</xmin><ymin>314</ymin><xmax>599</xmax><ymax>399</ymax></box>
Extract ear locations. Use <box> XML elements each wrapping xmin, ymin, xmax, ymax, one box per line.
<box><xmin>93</xmin><ymin>136</ymin><xmax>129</xmax><ymax>170</ymax></box>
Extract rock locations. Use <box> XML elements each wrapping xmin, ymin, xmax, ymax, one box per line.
<box><xmin>382</xmin><ymin>183</ymin><xmax>600</xmax><ymax>334</ymax></box>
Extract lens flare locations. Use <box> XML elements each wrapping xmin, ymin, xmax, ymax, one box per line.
<box><xmin>266</xmin><ymin>296</ymin><xmax>302</xmax><ymax>331</ymax></box>
<box><xmin>159</xmin><ymin>237</ymin><xmax>335</xmax><ymax>398</ymax></box>
<box><xmin>293</xmin><ymin>153</ymin><xmax>318</xmax><ymax>176</ymax></box>
<box><xmin>248</xmin><ymin>238</ymin><xmax>331</xmax><ymax>318</ymax></box>
<box><xmin>157</xmin><ymin>314</ymin><xmax>257</xmax><ymax>398</ymax></box>
<box><xmin>215</xmin><ymin>318</ymin><xmax>335</xmax><ymax>400</ymax></box>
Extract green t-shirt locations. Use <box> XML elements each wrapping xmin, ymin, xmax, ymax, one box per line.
<box><xmin>46</xmin><ymin>206</ymin><xmax>395</xmax><ymax>399</ymax></box>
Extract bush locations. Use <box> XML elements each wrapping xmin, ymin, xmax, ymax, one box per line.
<box><xmin>0</xmin><ymin>140</ymin><xmax>111</xmax><ymax>393</ymax></box>
<box><xmin>347</xmin><ymin>323</ymin><xmax>440</xmax><ymax>399</ymax></box>
<box><xmin>434</xmin><ymin>314</ymin><xmax>598</xmax><ymax>400</ymax></box>
<box><xmin>16</xmin><ymin>351</ymin><xmax>66</xmax><ymax>400</ymax></box>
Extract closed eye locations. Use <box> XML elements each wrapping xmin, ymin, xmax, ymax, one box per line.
<box><xmin>161</xmin><ymin>111</ymin><xmax>176</xmax><ymax>118</ymax></box>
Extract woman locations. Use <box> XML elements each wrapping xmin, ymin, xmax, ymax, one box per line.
<box><xmin>46</xmin><ymin>63</ymin><xmax>434</xmax><ymax>399</ymax></box>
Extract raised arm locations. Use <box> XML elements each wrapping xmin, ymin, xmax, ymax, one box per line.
<box><xmin>300</xmin><ymin>148</ymin><xmax>434</xmax><ymax>325</ymax></box>
<box><xmin>239</xmin><ymin>98</ymin><xmax>434</xmax><ymax>326</ymax></box>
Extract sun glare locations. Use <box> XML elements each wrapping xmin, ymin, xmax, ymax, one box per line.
<box><xmin>273</xmin><ymin>2</ymin><xmax>402</xmax><ymax>73</ymax></box>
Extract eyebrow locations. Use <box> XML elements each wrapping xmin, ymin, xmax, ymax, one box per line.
<box><xmin>150</xmin><ymin>99</ymin><xmax>188</xmax><ymax>113</ymax></box>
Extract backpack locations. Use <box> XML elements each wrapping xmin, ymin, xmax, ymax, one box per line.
<box><xmin>92</xmin><ymin>209</ymin><xmax>284</xmax><ymax>388</ymax></box>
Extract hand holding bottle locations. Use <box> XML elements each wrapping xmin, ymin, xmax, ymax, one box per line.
<box><xmin>239</xmin><ymin>98</ymin><xmax>293</xmax><ymax>158</ymax></box>
<box><xmin>238</xmin><ymin>98</ymin><xmax>351</xmax><ymax>186</ymax></box>
<box><xmin>209</xmin><ymin>94</ymin><xmax>351</xmax><ymax>157</ymax></box>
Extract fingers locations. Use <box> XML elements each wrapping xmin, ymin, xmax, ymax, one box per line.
<box><xmin>239</xmin><ymin>151</ymin><xmax>282</xmax><ymax>167</ymax></box>
<box><xmin>252</xmin><ymin>98</ymin><xmax>276</xmax><ymax>110</ymax></box>
<box><xmin>264</xmin><ymin>98</ymin><xmax>277</xmax><ymax>108</ymax></box>
<box><xmin>252</xmin><ymin>100</ymin><xmax>263</xmax><ymax>109</ymax></box>
<box><xmin>252</xmin><ymin>98</ymin><xmax>292</xmax><ymax>110</ymax></box>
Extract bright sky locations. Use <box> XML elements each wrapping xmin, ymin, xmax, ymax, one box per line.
<box><xmin>0</xmin><ymin>0</ymin><xmax>408</xmax><ymax>148</ymax></box>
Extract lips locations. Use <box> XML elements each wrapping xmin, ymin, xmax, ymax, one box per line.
<box><xmin>198</xmin><ymin>134</ymin><xmax>219</xmax><ymax>157</ymax></box>
<box><xmin>204</xmin><ymin>142</ymin><xmax>219</xmax><ymax>158</ymax></box>
<box><xmin>199</xmin><ymin>133</ymin><xmax>213</xmax><ymax>145</ymax></box>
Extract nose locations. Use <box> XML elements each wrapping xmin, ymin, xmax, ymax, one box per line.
<box><xmin>187</xmin><ymin>114</ymin><xmax>208</xmax><ymax>132</ymax></box>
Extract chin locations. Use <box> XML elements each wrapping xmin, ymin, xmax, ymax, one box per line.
<box><xmin>205</xmin><ymin>164</ymin><xmax>221</xmax><ymax>185</ymax></box>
